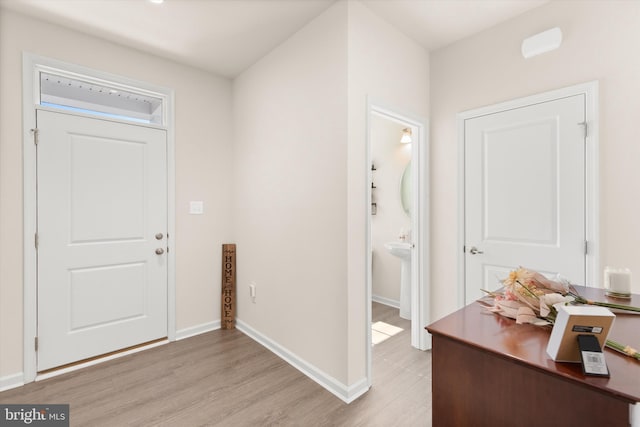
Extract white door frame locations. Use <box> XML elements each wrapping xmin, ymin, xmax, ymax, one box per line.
<box><xmin>366</xmin><ymin>99</ymin><xmax>431</xmax><ymax>384</ymax></box>
<box><xmin>457</xmin><ymin>81</ymin><xmax>599</xmax><ymax>307</ymax></box>
<box><xmin>22</xmin><ymin>53</ymin><xmax>176</xmax><ymax>383</ymax></box>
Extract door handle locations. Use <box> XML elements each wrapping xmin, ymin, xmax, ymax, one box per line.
<box><xmin>469</xmin><ymin>246</ymin><xmax>484</xmax><ymax>255</ymax></box>
<box><xmin>155</xmin><ymin>248</ymin><xmax>165</xmax><ymax>255</ymax></box>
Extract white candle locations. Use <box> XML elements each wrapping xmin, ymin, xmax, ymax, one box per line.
<box><xmin>604</xmin><ymin>267</ymin><xmax>631</xmax><ymax>295</ymax></box>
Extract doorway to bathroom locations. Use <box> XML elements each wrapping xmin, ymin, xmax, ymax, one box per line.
<box><xmin>370</xmin><ymin>113</ymin><xmax>413</xmax><ymax>319</ymax></box>
<box><xmin>366</xmin><ymin>101</ymin><xmax>430</xmax><ymax>384</ymax></box>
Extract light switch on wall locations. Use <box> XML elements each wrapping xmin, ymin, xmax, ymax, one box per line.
<box><xmin>189</xmin><ymin>201</ymin><xmax>204</xmax><ymax>214</ymax></box>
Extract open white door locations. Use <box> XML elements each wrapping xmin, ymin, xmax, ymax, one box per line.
<box><xmin>37</xmin><ymin>109</ymin><xmax>168</xmax><ymax>371</ymax></box>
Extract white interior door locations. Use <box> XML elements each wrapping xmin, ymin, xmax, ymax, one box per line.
<box><xmin>37</xmin><ymin>109</ymin><xmax>168</xmax><ymax>371</ymax></box>
<box><xmin>464</xmin><ymin>95</ymin><xmax>586</xmax><ymax>304</ymax></box>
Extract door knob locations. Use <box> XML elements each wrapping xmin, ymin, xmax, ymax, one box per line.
<box><xmin>155</xmin><ymin>233</ymin><xmax>164</xmax><ymax>240</ymax></box>
<box><xmin>155</xmin><ymin>248</ymin><xmax>165</xmax><ymax>255</ymax></box>
<box><xmin>469</xmin><ymin>246</ymin><xmax>484</xmax><ymax>255</ymax></box>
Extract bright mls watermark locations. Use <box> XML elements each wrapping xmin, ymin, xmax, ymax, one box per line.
<box><xmin>0</xmin><ymin>405</ymin><xmax>69</xmax><ymax>426</ymax></box>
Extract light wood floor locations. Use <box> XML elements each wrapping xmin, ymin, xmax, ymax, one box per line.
<box><xmin>1</xmin><ymin>303</ymin><xmax>432</xmax><ymax>426</ymax></box>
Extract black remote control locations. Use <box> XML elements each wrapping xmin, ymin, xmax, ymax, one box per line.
<box><xmin>578</xmin><ymin>334</ymin><xmax>609</xmax><ymax>377</ymax></box>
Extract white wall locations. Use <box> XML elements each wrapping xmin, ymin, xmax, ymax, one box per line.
<box><xmin>0</xmin><ymin>9</ymin><xmax>233</xmax><ymax>382</ymax></box>
<box><xmin>371</xmin><ymin>115</ymin><xmax>411</xmax><ymax>303</ymax></box>
<box><xmin>232</xmin><ymin>0</ymin><xmax>429</xmax><ymax>393</ymax></box>
<box><xmin>232</xmin><ymin>1</ymin><xmax>349</xmax><ymax>385</ymax></box>
<box><xmin>430</xmin><ymin>0</ymin><xmax>640</xmax><ymax>320</ymax></box>
<box><xmin>347</xmin><ymin>0</ymin><xmax>429</xmax><ymax>384</ymax></box>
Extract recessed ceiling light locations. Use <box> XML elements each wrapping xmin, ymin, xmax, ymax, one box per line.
<box><xmin>149</xmin><ymin>0</ymin><xmax>164</xmax><ymax>4</ymax></box>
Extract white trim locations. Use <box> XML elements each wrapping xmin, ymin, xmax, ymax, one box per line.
<box><xmin>22</xmin><ymin>53</ymin><xmax>38</xmax><ymax>384</ymax></box>
<box><xmin>365</xmin><ymin>98</ymin><xmax>431</xmax><ymax>389</ymax></box>
<box><xmin>34</xmin><ymin>104</ymin><xmax>166</xmax><ymax>131</ymax></box>
<box><xmin>166</xmin><ymin>80</ymin><xmax>177</xmax><ymax>344</ymax></box>
<box><xmin>30</xmin><ymin>64</ymin><xmax>169</xmax><ymax>125</ymax></box>
<box><xmin>372</xmin><ymin>295</ymin><xmax>400</xmax><ymax>309</ymax></box>
<box><xmin>584</xmin><ymin>83</ymin><xmax>600</xmax><ymax>290</ymax></box>
<box><xmin>0</xmin><ymin>373</ymin><xmax>25</xmax><ymax>393</ymax></box>
<box><xmin>236</xmin><ymin>319</ymin><xmax>368</xmax><ymax>404</ymax></box>
<box><xmin>22</xmin><ymin>52</ymin><xmax>177</xmax><ymax>383</ymax></box>
<box><xmin>457</xmin><ymin>81</ymin><xmax>600</xmax><ymax>307</ymax></box>
<box><xmin>175</xmin><ymin>321</ymin><xmax>221</xmax><ymax>341</ymax></box>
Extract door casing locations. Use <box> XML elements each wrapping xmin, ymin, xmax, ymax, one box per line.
<box><xmin>456</xmin><ymin>81</ymin><xmax>599</xmax><ymax>308</ymax></box>
<box><xmin>365</xmin><ymin>98</ymin><xmax>431</xmax><ymax>388</ymax></box>
<box><xmin>22</xmin><ymin>53</ymin><xmax>176</xmax><ymax>383</ymax></box>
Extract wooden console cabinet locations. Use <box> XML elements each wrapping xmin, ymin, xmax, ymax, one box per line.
<box><xmin>426</xmin><ymin>287</ymin><xmax>639</xmax><ymax>426</ymax></box>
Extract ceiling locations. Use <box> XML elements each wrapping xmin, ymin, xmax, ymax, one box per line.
<box><xmin>0</xmin><ymin>0</ymin><xmax>549</xmax><ymax>78</ymax></box>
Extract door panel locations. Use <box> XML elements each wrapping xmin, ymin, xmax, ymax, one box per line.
<box><xmin>464</xmin><ymin>95</ymin><xmax>585</xmax><ymax>304</ymax></box>
<box><xmin>484</xmin><ymin>119</ymin><xmax>558</xmax><ymax>244</ymax></box>
<box><xmin>69</xmin><ymin>134</ymin><xmax>146</xmax><ymax>242</ymax></box>
<box><xmin>69</xmin><ymin>263</ymin><xmax>147</xmax><ymax>331</ymax></box>
<box><xmin>37</xmin><ymin>110</ymin><xmax>167</xmax><ymax>371</ymax></box>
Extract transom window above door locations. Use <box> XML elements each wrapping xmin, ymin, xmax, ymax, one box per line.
<box><xmin>39</xmin><ymin>71</ymin><xmax>164</xmax><ymax>125</ymax></box>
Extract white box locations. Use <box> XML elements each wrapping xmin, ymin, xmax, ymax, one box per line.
<box><xmin>546</xmin><ymin>304</ymin><xmax>615</xmax><ymax>362</ymax></box>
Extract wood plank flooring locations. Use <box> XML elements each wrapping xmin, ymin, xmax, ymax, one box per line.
<box><xmin>0</xmin><ymin>303</ymin><xmax>432</xmax><ymax>426</ymax></box>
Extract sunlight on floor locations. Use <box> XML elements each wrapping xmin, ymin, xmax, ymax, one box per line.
<box><xmin>371</xmin><ymin>321</ymin><xmax>404</xmax><ymax>345</ymax></box>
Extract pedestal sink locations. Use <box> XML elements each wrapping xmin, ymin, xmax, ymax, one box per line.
<box><xmin>384</xmin><ymin>241</ymin><xmax>412</xmax><ymax>320</ymax></box>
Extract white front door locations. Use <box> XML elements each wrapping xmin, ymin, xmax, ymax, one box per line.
<box><xmin>464</xmin><ymin>95</ymin><xmax>586</xmax><ymax>304</ymax></box>
<box><xmin>37</xmin><ymin>110</ymin><xmax>168</xmax><ymax>371</ymax></box>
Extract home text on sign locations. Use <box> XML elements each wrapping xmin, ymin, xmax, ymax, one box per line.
<box><xmin>221</xmin><ymin>244</ymin><xmax>236</xmax><ymax>329</ymax></box>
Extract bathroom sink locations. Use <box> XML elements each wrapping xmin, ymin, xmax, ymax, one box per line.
<box><xmin>384</xmin><ymin>241</ymin><xmax>412</xmax><ymax>260</ymax></box>
<box><xmin>384</xmin><ymin>241</ymin><xmax>413</xmax><ymax>319</ymax></box>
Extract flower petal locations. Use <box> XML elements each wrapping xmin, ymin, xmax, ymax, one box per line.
<box><xmin>515</xmin><ymin>306</ymin><xmax>537</xmax><ymax>324</ymax></box>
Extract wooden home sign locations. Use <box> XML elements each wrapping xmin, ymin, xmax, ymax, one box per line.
<box><xmin>221</xmin><ymin>243</ymin><xmax>236</xmax><ymax>330</ymax></box>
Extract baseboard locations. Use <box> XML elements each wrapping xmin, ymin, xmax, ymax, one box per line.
<box><xmin>236</xmin><ymin>319</ymin><xmax>369</xmax><ymax>404</ymax></box>
<box><xmin>346</xmin><ymin>377</ymin><xmax>370</xmax><ymax>403</ymax></box>
<box><xmin>0</xmin><ymin>372</ymin><xmax>24</xmax><ymax>392</ymax></box>
<box><xmin>176</xmin><ymin>320</ymin><xmax>220</xmax><ymax>341</ymax></box>
<box><xmin>372</xmin><ymin>295</ymin><xmax>400</xmax><ymax>309</ymax></box>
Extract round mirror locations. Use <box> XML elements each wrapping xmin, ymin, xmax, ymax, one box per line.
<box><xmin>400</xmin><ymin>162</ymin><xmax>412</xmax><ymax>217</ymax></box>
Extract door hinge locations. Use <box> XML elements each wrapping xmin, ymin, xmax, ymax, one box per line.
<box><xmin>585</xmin><ymin>240</ymin><xmax>588</xmax><ymax>255</ymax></box>
<box><xmin>35</xmin><ymin>337</ymin><xmax>38</xmax><ymax>352</ymax></box>
<box><xmin>31</xmin><ymin>128</ymin><xmax>39</xmax><ymax>146</ymax></box>
<box><xmin>35</xmin><ymin>233</ymin><xmax>39</xmax><ymax>249</ymax></box>
<box><xmin>578</xmin><ymin>122</ymin><xmax>588</xmax><ymax>139</ymax></box>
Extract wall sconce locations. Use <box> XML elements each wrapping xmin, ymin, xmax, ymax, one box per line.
<box><xmin>400</xmin><ymin>128</ymin><xmax>412</xmax><ymax>144</ymax></box>
<box><xmin>521</xmin><ymin>27</ymin><xmax>562</xmax><ymax>59</ymax></box>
